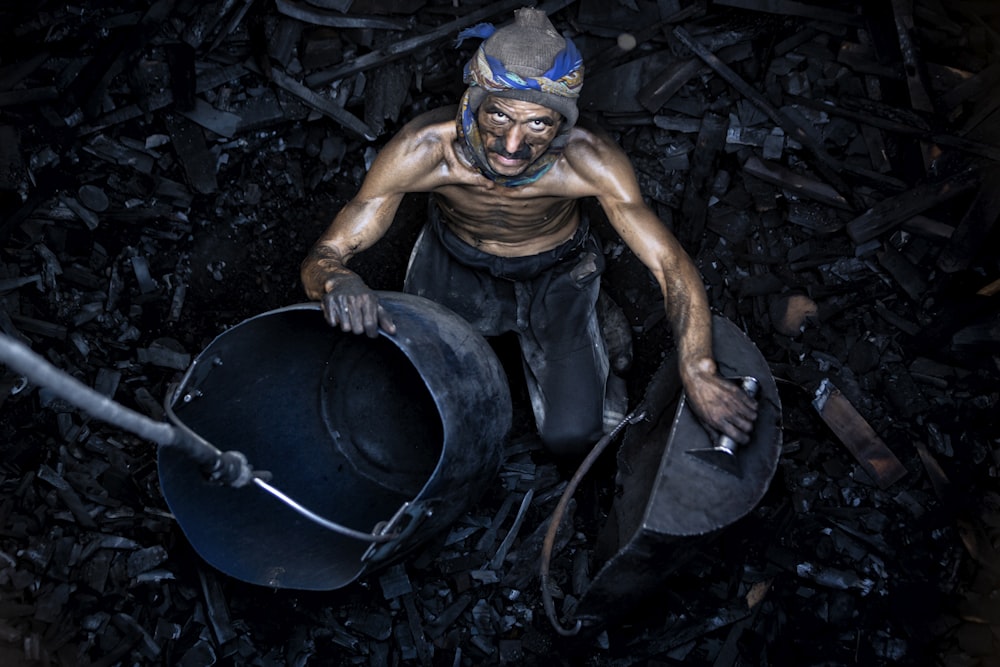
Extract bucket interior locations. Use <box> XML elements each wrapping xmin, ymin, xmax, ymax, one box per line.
<box><xmin>321</xmin><ymin>334</ymin><xmax>443</xmax><ymax>497</ymax></box>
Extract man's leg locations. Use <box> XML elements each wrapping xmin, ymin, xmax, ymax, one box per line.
<box><xmin>518</xmin><ymin>247</ymin><xmax>610</xmax><ymax>458</ymax></box>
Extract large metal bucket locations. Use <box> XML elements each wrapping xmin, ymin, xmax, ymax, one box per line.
<box><xmin>158</xmin><ymin>293</ymin><xmax>511</xmax><ymax>590</ymax></box>
<box><xmin>571</xmin><ymin>315</ymin><xmax>782</xmax><ymax>627</ymax></box>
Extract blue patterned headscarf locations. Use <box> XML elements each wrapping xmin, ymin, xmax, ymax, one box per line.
<box><xmin>454</xmin><ymin>11</ymin><xmax>584</xmax><ymax>186</ymax></box>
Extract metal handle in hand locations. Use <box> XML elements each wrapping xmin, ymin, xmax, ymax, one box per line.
<box><xmin>716</xmin><ymin>376</ymin><xmax>760</xmax><ymax>453</ymax></box>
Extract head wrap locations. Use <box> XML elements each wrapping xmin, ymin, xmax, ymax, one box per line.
<box><xmin>454</xmin><ymin>8</ymin><xmax>585</xmax><ymax>187</ymax></box>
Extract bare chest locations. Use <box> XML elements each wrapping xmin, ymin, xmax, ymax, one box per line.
<box><xmin>433</xmin><ymin>181</ymin><xmax>580</xmax><ymax>253</ymax></box>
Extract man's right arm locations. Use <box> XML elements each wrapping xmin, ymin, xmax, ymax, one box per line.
<box><xmin>300</xmin><ymin>116</ymin><xmax>447</xmax><ymax>336</ymax></box>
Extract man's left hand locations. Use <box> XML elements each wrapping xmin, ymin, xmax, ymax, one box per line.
<box><xmin>683</xmin><ymin>359</ymin><xmax>759</xmax><ymax>444</ymax></box>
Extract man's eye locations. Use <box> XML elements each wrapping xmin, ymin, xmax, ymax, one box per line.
<box><xmin>492</xmin><ymin>112</ymin><xmax>506</xmax><ymax>120</ymax></box>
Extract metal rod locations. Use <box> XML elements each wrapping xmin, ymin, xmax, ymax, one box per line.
<box><xmin>0</xmin><ymin>333</ymin><xmax>181</xmax><ymax>448</ymax></box>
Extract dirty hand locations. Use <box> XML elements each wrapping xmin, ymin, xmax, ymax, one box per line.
<box><xmin>683</xmin><ymin>359</ymin><xmax>758</xmax><ymax>444</ymax></box>
<box><xmin>320</xmin><ymin>273</ymin><xmax>396</xmax><ymax>338</ymax></box>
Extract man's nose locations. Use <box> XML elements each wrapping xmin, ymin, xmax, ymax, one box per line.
<box><xmin>504</xmin><ymin>126</ymin><xmax>526</xmax><ymax>154</ymax></box>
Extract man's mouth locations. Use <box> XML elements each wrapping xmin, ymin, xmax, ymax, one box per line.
<box><xmin>490</xmin><ymin>152</ymin><xmax>526</xmax><ymax>166</ymax></box>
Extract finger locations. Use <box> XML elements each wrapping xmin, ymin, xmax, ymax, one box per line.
<box><xmin>720</xmin><ymin>418</ymin><xmax>752</xmax><ymax>444</ymax></box>
<box><xmin>360</xmin><ymin>298</ymin><xmax>380</xmax><ymax>338</ymax></box>
<box><xmin>321</xmin><ymin>294</ymin><xmax>343</xmax><ymax>329</ymax></box>
<box><xmin>346</xmin><ymin>300</ymin><xmax>365</xmax><ymax>336</ymax></box>
<box><xmin>377</xmin><ymin>305</ymin><xmax>397</xmax><ymax>336</ymax></box>
<box><xmin>333</xmin><ymin>298</ymin><xmax>357</xmax><ymax>334</ymax></box>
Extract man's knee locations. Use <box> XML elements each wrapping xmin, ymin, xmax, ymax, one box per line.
<box><xmin>539</xmin><ymin>419</ymin><xmax>603</xmax><ymax>459</ymax></box>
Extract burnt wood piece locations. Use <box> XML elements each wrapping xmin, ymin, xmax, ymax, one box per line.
<box><xmin>710</xmin><ymin>0</ymin><xmax>865</xmax><ymax>25</ymax></box>
<box><xmin>940</xmin><ymin>61</ymin><xmax>1000</xmax><ymax>111</ymax></box>
<box><xmin>265</xmin><ymin>67</ymin><xmax>375</xmax><ymax>140</ymax></box>
<box><xmin>811</xmin><ymin>379</ymin><xmax>907</xmax><ymax>489</ymax></box>
<box><xmin>163</xmin><ymin>113</ymin><xmax>218</xmax><ymax>194</ymax></box>
<box><xmin>937</xmin><ymin>166</ymin><xmax>1000</xmax><ymax>272</ymax></box>
<box><xmin>960</xmin><ymin>81</ymin><xmax>1000</xmax><ymax>137</ymax></box>
<box><xmin>303</xmin><ymin>0</ymin><xmax>524</xmax><ymax>87</ymax></box>
<box><xmin>889</xmin><ymin>0</ymin><xmax>934</xmax><ymax>113</ymax></box>
<box><xmin>275</xmin><ymin>0</ymin><xmax>407</xmax><ymax>30</ymax></box>
<box><xmin>845</xmin><ymin>167</ymin><xmax>982</xmax><ymax>244</ymax></box>
<box><xmin>680</xmin><ymin>112</ymin><xmax>727</xmax><ymax>251</ymax></box>
<box><xmin>877</xmin><ymin>243</ymin><xmax>927</xmax><ymax>302</ymax></box>
<box><xmin>742</xmin><ymin>155</ymin><xmax>851</xmax><ymax>210</ymax></box>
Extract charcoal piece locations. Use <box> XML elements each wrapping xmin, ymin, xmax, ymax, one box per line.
<box><xmin>476</xmin><ymin>492</ymin><xmax>517</xmax><ymax>553</ymax></box>
<box><xmin>112</xmin><ymin>612</ymin><xmax>161</xmax><ymax>661</ymax></box>
<box><xmin>179</xmin><ymin>638</ymin><xmax>216</xmax><ymax>667</ymax></box>
<box><xmin>136</xmin><ymin>341</ymin><xmax>190</xmax><ymax>370</ymax></box>
<box><xmin>877</xmin><ymin>244</ymin><xmax>927</xmax><ymax>302</ymax></box>
<box><xmin>77</xmin><ymin>184</ymin><xmax>109</xmax><ymax>212</ymax></box>
<box><xmin>401</xmin><ymin>593</ymin><xmax>432</xmax><ymax>666</ymax></box>
<box><xmin>267</xmin><ymin>67</ymin><xmax>375</xmax><ymax>139</ymax></box>
<box><xmin>637</xmin><ymin>58</ymin><xmax>703</xmax><ymax>114</ymax></box>
<box><xmin>846</xmin><ymin>167</ymin><xmax>981</xmax><ymax>244</ymax></box>
<box><xmin>164</xmin><ymin>113</ymin><xmax>218</xmax><ymax>195</ymax></box>
<box><xmin>786</xmin><ymin>202</ymin><xmax>843</xmax><ymax>235</ymax></box>
<box><xmin>300</xmin><ymin>28</ymin><xmax>344</xmax><ymax>71</ymax></box>
<box><xmin>937</xmin><ymin>166</ymin><xmax>1000</xmax><ymax>273</ymax></box>
<box><xmin>711</xmin><ymin>0</ymin><xmax>864</xmax><ymax>25</ymax></box>
<box><xmin>154</xmin><ymin>618</ymin><xmax>182</xmax><ymax>642</ymax></box>
<box><xmin>345</xmin><ymin>608</ymin><xmax>392</xmax><ymax>641</ymax></box>
<box><xmin>126</xmin><ymin>546</ymin><xmax>168</xmax><ymax>578</ymax></box>
<box><xmin>0</xmin><ymin>125</ymin><xmax>23</xmax><ymax>190</ymax></box>
<box><xmin>490</xmin><ymin>489</ymin><xmax>534</xmax><ymax>570</ymax></box>
<box><xmin>195</xmin><ymin>570</ymin><xmax>237</xmax><ymax>652</ymax></box>
<box><xmin>165</xmin><ymin>42</ymin><xmax>197</xmax><ymax>111</ymax></box>
<box><xmin>811</xmin><ymin>378</ymin><xmax>907</xmax><ymax>489</ymax></box>
<box><xmin>268</xmin><ymin>18</ymin><xmax>303</xmax><ymax>68</ymax></box>
<box><xmin>379</xmin><ymin>563</ymin><xmax>413</xmax><ymax>599</ymax></box>
<box><xmin>680</xmin><ymin>112</ymin><xmax>727</xmax><ymax>250</ymax></box>
<box><xmin>33</xmin><ymin>582</ymin><xmax>70</xmax><ymax>623</ymax></box>
<box><xmin>277</xmin><ymin>0</ymin><xmax>401</xmax><ymax>27</ymax></box>
<box><xmin>130</xmin><ymin>256</ymin><xmax>158</xmax><ymax>294</ymax></box>
<box><xmin>80</xmin><ymin>549</ymin><xmax>112</xmax><ymax>592</ymax></box>
<box><xmin>364</xmin><ymin>58</ymin><xmax>411</xmax><ymax>136</ymax></box>
<box><xmin>890</xmin><ymin>0</ymin><xmax>934</xmax><ymax>112</ymax></box>
<box><xmin>179</xmin><ymin>98</ymin><xmax>243</xmax><ymax>139</ymax></box>
<box><xmin>425</xmin><ymin>593</ymin><xmax>472</xmax><ymax>640</ymax></box>
<box><xmin>393</xmin><ymin>621</ymin><xmax>418</xmax><ymax>662</ymax></box>
<box><xmin>941</xmin><ymin>61</ymin><xmax>1000</xmax><ymax>111</ymax></box>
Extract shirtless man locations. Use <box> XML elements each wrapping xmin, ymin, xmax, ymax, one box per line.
<box><xmin>301</xmin><ymin>8</ymin><xmax>757</xmax><ymax>458</ymax></box>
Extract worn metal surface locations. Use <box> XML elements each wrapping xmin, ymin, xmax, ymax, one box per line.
<box><xmin>572</xmin><ymin>315</ymin><xmax>782</xmax><ymax>627</ymax></box>
<box><xmin>159</xmin><ymin>293</ymin><xmax>511</xmax><ymax>591</ymax></box>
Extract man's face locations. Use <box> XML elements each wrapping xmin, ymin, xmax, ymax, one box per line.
<box><xmin>476</xmin><ymin>95</ymin><xmax>563</xmax><ymax>177</ymax></box>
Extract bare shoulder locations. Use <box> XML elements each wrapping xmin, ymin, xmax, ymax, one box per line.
<box><xmin>388</xmin><ymin>106</ymin><xmax>457</xmax><ymax>151</ymax></box>
<box><xmin>559</xmin><ymin>120</ymin><xmax>638</xmax><ymax>196</ymax></box>
<box><xmin>364</xmin><ymin>107</ymin><xmax>459</xmax><ymax>192</ymax></box>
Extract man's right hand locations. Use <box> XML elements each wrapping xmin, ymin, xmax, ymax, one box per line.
<box><xmin>320</xmin><ymin>273</ymin><xmax>397</xmax><ymax>338</ymax></box>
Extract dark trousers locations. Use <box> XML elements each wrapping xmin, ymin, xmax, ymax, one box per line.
<box><xmin>403</xmin><ymin>204</ymin><xmax>610</xmax><ymax>457</ymax></box>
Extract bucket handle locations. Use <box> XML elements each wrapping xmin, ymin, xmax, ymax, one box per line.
<box><xmin>539</xmin><ymin>408</ymin><xmax>645</xmax><ymax>636</ymax></box>
<box><xmin>0</xmin><ymin>333</ymin><xmax>396</xmax><ymax>545</ymax></box>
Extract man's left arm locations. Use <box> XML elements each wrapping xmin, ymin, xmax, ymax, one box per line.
<box><xmin>570</xmin><ymin>131</ymin><xmax>758</xmax><ymax>442</ymax></box>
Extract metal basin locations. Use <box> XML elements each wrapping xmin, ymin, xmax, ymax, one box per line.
<box><xmin>158</xmin><ymin>293</ymin><xmax>511</xmax><ymax>590</ymax></box>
